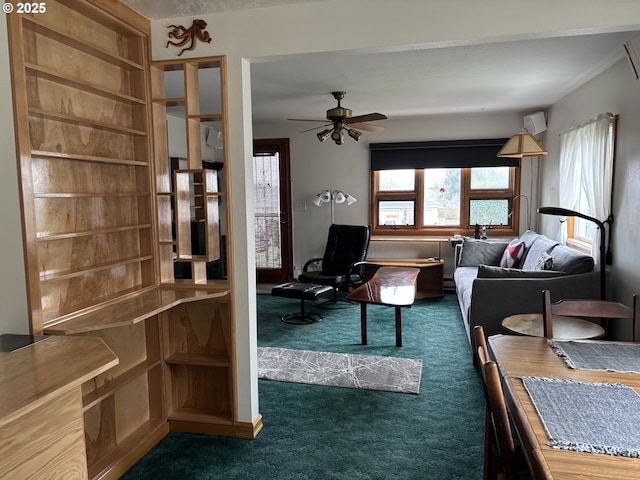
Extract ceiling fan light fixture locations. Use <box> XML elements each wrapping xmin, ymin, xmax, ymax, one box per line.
<box><xmin>331</xmin><ymin>128</ymin><xmax>344</xmax><ymax>145</ymax></box>
<box><xmin>497</xmin><ymin>130</ymin><xmax>548</xmax><ymax>158</ymax></box>
<box><xmin>347</xmin><ymin>128</ymin><xmax>362</xmax><ymax>141</ymax></box>
<box><xmin>317</xmin><ymin>128</ymin><xmax>332</xmax><ymax>142</ymax></box>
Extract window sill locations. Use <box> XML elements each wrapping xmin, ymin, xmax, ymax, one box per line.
<box><xmin>566</xmin><ymin>237</ymin><xmax>592</xmax><ymax>255</ymax></box>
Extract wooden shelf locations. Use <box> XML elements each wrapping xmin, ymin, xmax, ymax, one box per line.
<box><xmin>29</xmin><ymin>108</ymin><xmax>147</xmax><ymax>136</ymax></box>
<box><xmin>23</xmin><ymin>15</ymin><xmax>144</xmax><ymax>71</ymax></box>
<box><xmin>36</xmin><ymin>223</ymin><xmax>152</xmax><ymax>241</ymax></box>
<box><xmin>153</xmin><ymin>97</ymin><xmax>186</xmax><ymax>106</ymax></box>
<box><xmin>189</xmin><ymin>113</ymin><xmax>223</xmax><ymax>122</ymax></box>
<box><xmin>34</xmin><ymin>192</ymin><xmax>150</xmax><ymax>198</ymax></box>
<box><xmin>30</xmin><ymin>150</ymin><xmax>149</xmax><ymax>167</ymax></box>
<box><xmin>168</xmin><ymin>409</ymin><xmax>233</xmax><ymax>425</ymax></box>
<box><xmin>25</xmin><ymin>63</ymin><xmax>145</xmax><ymax>105</ymax></box>
<box><xmin>43</xmin><ymin>287</ymin><xmax>231</xmax><ymax>335</ymax></box>
<box><xmin>40</xmin><ymin>254</ymin><xmax>154</xmax><ymax>283</ymax></box>
<box><xmin>82</xmin><ymin>358</ymin><xmax>161</xmax><ymax>411</ymax></box>
<box><xmin>165</xmin><ymin>352</ymin><xmax>230</xmax><ymax>367</ymax></box>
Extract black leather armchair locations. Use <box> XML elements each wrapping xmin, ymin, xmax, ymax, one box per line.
<box><xmin>298</xmin><ymin>224</ymin><xmax>371</xmax><ymax>306</ymax></box>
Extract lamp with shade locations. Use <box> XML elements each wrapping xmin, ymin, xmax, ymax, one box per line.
<box><xmin>312</xmin><ymin>189</ymin><xmax>357</xmax><ymax>223</ymax></box>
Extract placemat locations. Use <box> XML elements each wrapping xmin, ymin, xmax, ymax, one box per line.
<box><xmin>549</xmin><ymin>340</ymin><xmax>640</xmax><ymax>373</ymax></box>
<box><xmin>522</xmin><ymin>376</ymin><xmax>640</xmax><ymax>456</ymax></box>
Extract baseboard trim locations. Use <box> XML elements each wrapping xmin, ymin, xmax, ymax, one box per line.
<box><xmin>101</xmin><ymin>422</ymin><xmax>170</xmax><ymax>480</ymax></box>
<box><xmin>169</xmin><ymin>414</ymin><xmax>263</xmax><ymax>439</ymax></box>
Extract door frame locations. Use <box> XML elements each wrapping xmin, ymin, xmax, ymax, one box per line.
<box><xmin>253</xmin><ymin>138</ymin><xmax>293</xmax><ymax>283</ymax></box>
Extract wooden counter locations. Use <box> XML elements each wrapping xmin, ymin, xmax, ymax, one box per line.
<box><xmin>0</xmin><ymin>335</ymin><xmax>118</xmax><ymax>479</ymax></box>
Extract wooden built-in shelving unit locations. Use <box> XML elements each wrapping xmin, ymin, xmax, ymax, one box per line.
<box><xmin>7</xmin><ymin>1</ymin><xmax>242</xmax><ymax>479</ymax></box>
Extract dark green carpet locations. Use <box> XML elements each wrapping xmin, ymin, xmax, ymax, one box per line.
<box><xmin>122</xmin><ymin>292</ymin><xmax>485</xmax><ymax>479</ymax></box>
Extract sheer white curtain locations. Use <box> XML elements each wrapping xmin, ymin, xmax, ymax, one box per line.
<box><xmin>558</xmin><ymin>113</ymin><xmax>614</xmax><ymax>263</ymax></box>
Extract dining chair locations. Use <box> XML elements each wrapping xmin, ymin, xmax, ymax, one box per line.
<box><xmin>473</xmin><ymin>326</ymin><xmax>492</xmax><ymax>479</ymax></box>
<box><xmin>542</xmin><ymin>289</ymin><xmax>640</xmax><ymax>340</ymax></box>
<box><xmin>476</xmin><ymin>325</ymin><xmax>529</xmax><ymax>480</ymax></box>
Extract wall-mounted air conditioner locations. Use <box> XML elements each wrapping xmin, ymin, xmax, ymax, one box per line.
<box><xmin>624</xmin><ymin>36</ymin><xmax>640</xmax><ymax>80</ymax></box>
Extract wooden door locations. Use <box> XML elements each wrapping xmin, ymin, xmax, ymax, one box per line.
<box><xmin>253</xmin><ymin>138</ymin><xmax>293</xmax><ymax>283</ymax></box>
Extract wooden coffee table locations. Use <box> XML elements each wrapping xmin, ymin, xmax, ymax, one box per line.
<box><xmin>347</xmin><ymin>266</ymin><xmax>419</xmax><ymax>347</ymax></box>
<box><xmin>502</xmin><ymin>313</ymin><xmax>605</xmax><ymax>339</ymax></box>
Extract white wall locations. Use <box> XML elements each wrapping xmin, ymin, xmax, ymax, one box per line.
<box><xmin>541</xmin><ymin>59</ymin><xmax>640</xmax><ymax>318</ymax></box>
<box><xmin>0</xmin><ymin>17</ymin><xmax>29</xmax><ymax>334</ymax></box>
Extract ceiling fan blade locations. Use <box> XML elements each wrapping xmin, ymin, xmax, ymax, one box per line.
<box><xmin>298</xmin><ymin>123</ymin><xmax>332</xmax><ymax>133</ymax></box>
<box><xmin>346</xmin><ymin>113</ymin><xmax>387</xmax><ymax>124</ymax></box>
<box><xmin>287</xmin><ymin>118</ymin><xmax>328</xmax><ymax>123</ymax></box>
<box><xmin>349</xmin><ymin>122</ymin><xmax>385</xmax><ymax>132</ymax></box>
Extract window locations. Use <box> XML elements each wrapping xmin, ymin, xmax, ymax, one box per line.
<box><xmin>369</xmin><ymin>139</ymin><xmax>521</xmax><ymax>236</ymax></box>
<box><xmin>560</xmin><ymin>113</ymin><xmax>616</xmax><ymax>260</ymax></box>
<box><xmin>371</xmin><ymin>166</ymin><xmax>519</xmax><ymax>236</ymax></box>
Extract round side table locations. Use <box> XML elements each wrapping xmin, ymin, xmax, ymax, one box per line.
<box><xmin>502</xmin><ymin>313</ymin><xmax>605</xmax><ymax>339</ymax></box>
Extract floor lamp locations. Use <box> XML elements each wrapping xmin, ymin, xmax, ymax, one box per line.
<box><xmin>312</xmin><ymin>189</ymin><xmax>357</xmax><ymax>224</ymax></box>
<box><xmin>537</xmin><ymin>206</ymin><xmax>612</xmax><ymax>300</ymax></box>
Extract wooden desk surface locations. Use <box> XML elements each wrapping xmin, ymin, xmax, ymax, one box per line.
<box><xmin>488</xmin><ymin>334</ymin><xmax>640</xmax><ymax>479</ymax></box>
<box><xmin>347</xmin><ymin>266</ymin><xmax>419</xmax><ymax>307</ymax></box>
<box><xmin>0</xmin><ymin>335</ymin><xmax>118</xmax><ymax>427</ymax></box>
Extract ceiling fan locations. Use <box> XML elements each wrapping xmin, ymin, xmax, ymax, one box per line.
<box><xmin>288</xmin><ymin>91</ymin><xmax>387</xmax><ymax>145</ymax></box>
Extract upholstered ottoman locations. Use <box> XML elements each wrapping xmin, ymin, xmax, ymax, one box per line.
<box><xmin>271</xmin><ymin>282</ymin><xmax>334</xmax><ymax>324</ymax></box>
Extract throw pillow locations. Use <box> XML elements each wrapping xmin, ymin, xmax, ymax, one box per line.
<box><xmin>535</xmin><ymin>252</ymin><xmax>554</xmax><ymax>270</ymax></box>
<box><xmin>458</xmin><ymin>238</ymin><xmax>509</xmax><ymax>267</ymax></box>
<box><xmin>499</xmin><ymin>238</ymin><xmax>525</xmax><ymax>268</ymax></box>
<box><xmin>477</xmin><ymin>264</ymin><xmax>567</xmax><ymax>278</ymax></box>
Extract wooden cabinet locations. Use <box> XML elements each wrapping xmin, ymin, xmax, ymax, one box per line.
<box><xmin>150</xmin><ymin>58</ymin><xmax>229</xmax><ymax>286</ymax></box>
<box><xmin>0</xmin><ymin>336</ymin><xmax>118</xmax><ymax>480</ymax></box>
<box><xmin>8</xmin><ymin>0</ymin><xmax>155</xmax><ymax>334</ymax></box>
<box><xmin>162</xmin><ymin>297</ymin><xmax>233</xmax><ymax>427</ymax></box>
<box><xmin>8</xmin><ymin>1</ymin><xmax>242</xmax><ymax>479</ymax></box>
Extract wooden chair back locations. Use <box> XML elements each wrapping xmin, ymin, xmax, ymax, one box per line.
<box><xmin>475</xmin><ymin>325</ymin><xmax>522</xmax><ymax>479</ymax></box>
<box><xmin>542</xmin><ymin>289</ymin><xmax>640</xmax><ymax>340</ymax></box>
<box><xmin>478</xmin><ymin>343</ymin><xmax>520</xmax><ymax>480</ymax></box>
<box><xmin>472</xmin><ymin>324</ymin><xmax>489</xmax><ymax>368</ymax></box>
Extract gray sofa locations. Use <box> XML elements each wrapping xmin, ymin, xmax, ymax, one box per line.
<box><xmin>453</xmin><ymin>230</ymin><xmax>603</xmax><ymax>350</ymax></box>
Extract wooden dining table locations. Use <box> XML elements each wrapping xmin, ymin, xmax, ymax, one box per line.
<box><xmin>488</xmin><ymin>334</ymin><xmax>640</xmax><ymax>479</ymax></box>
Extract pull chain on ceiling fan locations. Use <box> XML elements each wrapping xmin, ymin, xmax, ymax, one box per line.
<box><xmin>288</xmin><ymin>91</ymin><xmax>387</xmax><ymax>145</ymax></box>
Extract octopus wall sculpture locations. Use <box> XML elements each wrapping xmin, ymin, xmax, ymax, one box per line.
<box><xmin>166</xmin><ymin>19</ymin><xmax>212</xmax><ymax>56</ymax></box>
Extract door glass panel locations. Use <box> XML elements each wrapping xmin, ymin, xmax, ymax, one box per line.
<box><xmin>254</xmin><ymin>152</ymin><xmax>282</xmax><ymax>268</ymax></box>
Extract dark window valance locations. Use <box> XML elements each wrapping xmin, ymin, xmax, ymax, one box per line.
<box><xmin>369</xmin><ymin>138</ymin><xmax>518</xmax><ymax>170</ymax></box>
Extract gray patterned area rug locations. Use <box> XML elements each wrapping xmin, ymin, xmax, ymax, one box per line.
<box><xmin>257</xmin><ymin>347</ymin><xmax>422</xmax><ymax>394</ymax></box>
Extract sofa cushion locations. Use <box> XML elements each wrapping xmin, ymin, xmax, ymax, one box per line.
<box><xmin>458</xmin><ymin>238</ymin><xmax>509</xmax><ymax>267</ymax></box>
<box><xmin>521</xmin><ymin>235</ymin><xmax>559</xmax><ymax>270</ymax></box>
<box><xmin>477</xmin><ymin>264</ymin><xmax>567</xmax><ymax>278</ymax></box>
<box><xmin>550</xmin><ymin>245</ymin><xmax>594</xmax><ymax>274</ymax></box>
<box><xmin>499</xmin><ymin>238</ymin><xmax>525</xmax><ymax>268</ymax></box>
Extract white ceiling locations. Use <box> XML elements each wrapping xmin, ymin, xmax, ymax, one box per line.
<box><xmin>121</xmin><ymin>0</ymin><xmax>640</xmax><ymax>125</ymax></box>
